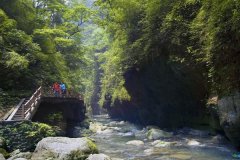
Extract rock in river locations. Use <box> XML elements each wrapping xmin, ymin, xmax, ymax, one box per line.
<box><xmin>147</xmin><ymin>129</ymin><xmax>173</xmax><ymax>140</ymax></box>
<box><xmin>126</xmin><ymin>140</ymin><xmax>144</xmax><ymax>146</ymax></box>
<box><xmin>87</xmin><ymin>154</ymin><xmax>111</xmax><ymax>160</ymax></box>
<box><xmin>187</xmin><ymin>140</ymin><xmax>201</xmax><ymax>146</ymax></box>
<box><xmin>31</xmin><ymin>137</ymin><xmax>98</xmax><ymax>160</ymax></box>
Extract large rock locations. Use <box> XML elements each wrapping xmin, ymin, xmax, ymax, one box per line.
<box><xmin>31</xmin><ymin>137</ymin><xmax>98</xmax><ymax>160</ymax></box>
<box><xmin>87</xmin><ymin>154</ymin><xmax>111</xmax><ymax>160</ymax></box>
<box><xmin>218</xmin><ymin>92</ymin><xmax>240</xmax><ymax>147</ymax></box>
<box><xmin>147</xmin><ymin>129</ymin><xmax>172</xmax><ymax>140</ymax></box>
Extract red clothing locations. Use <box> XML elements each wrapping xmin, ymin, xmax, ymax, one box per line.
<box><xmin>53</xmin><ymin>83</ymin><xmax>60</xmax><ymax>92</ymax></box>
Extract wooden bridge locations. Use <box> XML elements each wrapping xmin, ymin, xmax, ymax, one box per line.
<box><xmin>2</xmin><ymin>87</ymin><xmax>83</xmax><ymax>122</ymax></box>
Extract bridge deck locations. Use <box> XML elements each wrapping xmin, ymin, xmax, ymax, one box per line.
<box><xmin>2</xmin><ymin>87</ymin><xmax>83</xmax><ymax>122</ymax></box>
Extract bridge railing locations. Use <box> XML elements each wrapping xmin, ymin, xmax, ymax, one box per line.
<box><xmin>41</xmin><ymin>86</ymin><xmax>83</xmax><ymax>100</ymax></box>
<box><xmin>24</xmin><ymin>86</ymin><xmax>42</xmax><ymax>120</ymax></box>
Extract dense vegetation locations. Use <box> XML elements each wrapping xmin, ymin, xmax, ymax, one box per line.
<box><xmin>0</xmin><ymin>0</ymin><xmax>99</xmax><ymax>112</ymax></box>
<box><xmin>95</xmin><ymin>0</ymin><xmax>240</xmax><ymax>107</ymax></box>
<box><xmin>0</xmin><ymin>0</ymin><xmax>239</xmax><ymax>121</ymax></box>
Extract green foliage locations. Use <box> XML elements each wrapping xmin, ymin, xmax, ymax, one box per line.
<box><xmin>46</xmin><ymin>112</ymin><xmax>64</xmax><ymax>124</ymax></box>
<box><xmin>95</xmin><ymin>0</ymin><xmax>240</xmax><ymax>107</ymax></box>
<box><xmin>0</xmin><ymin>0</ymin><xmax>94</xmax><ymax>108</ymax></box>
<box><xmin>0</xmin><ymin>121</ymin><xmax>56</xmax><ymax>152</ymax></box>
<box><xmin>2</xmin><ymin>51</ymin><xmax>29</xmax><ymax>70</ymax></box>
<box><xmin>0</xmin><ymin>0</ymin><xmax>37</xmax><ymax>34</ymax></box>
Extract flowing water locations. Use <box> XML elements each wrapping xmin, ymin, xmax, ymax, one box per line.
<box><xmin>78</xmin><ymin>115</ymin><xmax>237</xmax><ymax>160</ymax></box>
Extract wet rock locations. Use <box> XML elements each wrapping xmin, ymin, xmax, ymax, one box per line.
<box><xmin>218</xmin><ymin>92</ymin><xmax>240</xmax><ymax>147</ymax></box>
<box><xmin>187</xmin><ymin>140</ymin><xmax>200</xmax><ymax>146</ymax></box>
<box><xmin>169</xmin><ymin>152</ymin><xmax>192</xmax><ymax>160</ymax></box>
<box><xmin>143</xmin><ymin>148</ymin><xmax>169</xmax><ymax>156</ymax></box>
<box><xmin>89</xmin><ymin>122</ymin><xmax>106</xmax><ymax>133</ymax></box>
<box><xmin>122</xmin><ymin>132</ymin><xmax>134</xmax><ymax>137</ymax></box>
<box><xmin>0</xmin><ymin>154</ymin><xmax>5</xmax><ymax>160</ymax></box>
<box><xmin>151</xmin><ymin>140</ymin><xmax>174</xmax><ymax>147</ymax></box>
<box><xmin>126</xmin><ymin>140</ymin><xmax>144</xmax><ymax>146</ymax></box>
<box><xmin>109</xmin><ymin>127</ymin><xmax>121</xmax><ymax>132</ymax></box>
<box><xmin>31</xmin><ymin>137</ymin><xmax>98</xmax><ymax>160</ymax></box>
<box><xmin>147</xmin><ymin>129</ymin><xmax>173</xmax><ymax>140</ymax></box>
<box><xmin>97</xmin><ymin>129</ymin><xmax>114</xmax><ymax>134</ymax></box>
<box><xmin>8</xmin><ymin>152</ymin><xmax>31</xmax><ymax>160</ymax></box>
<box><xmin>109</xmin><ymin>121</ymin><xmax>125</xmax><ymax>127</ymax></box>
<box><xmin>87</xmin><ymin>154</ymin><xmax>111</xmax><ymax>160</ymax></box>
<box><xmin>211</xmin><ymin>135</ymin><xmax>227</xmax><ymax>144</ymax></box>
<box><xmin>119</xmin><ymin>121</ymin><xmax>125</xmax><ymax>125</ymax></box>
<box><xmin>146</xmin><ymin>125</ymin><xmax>160</xmax><ymax>130</ymax></box>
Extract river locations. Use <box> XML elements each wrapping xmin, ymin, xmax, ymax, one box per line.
<box><xmin>75</xmin><ymin>114</ymin><xmax>236</xmax><ymax>160</ymax></box>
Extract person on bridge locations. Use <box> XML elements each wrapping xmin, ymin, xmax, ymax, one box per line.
<box><xmin>60</xmin><ymin>82</ymin><xmax>66</xmax><ymax>97</ymax></box>
<box><xmin>53</xmin><ymin>82</ymin><xmax>60</xmax><ymax>97</ymax></box>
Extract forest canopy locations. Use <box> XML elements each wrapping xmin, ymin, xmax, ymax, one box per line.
<box><xmin>0</xmin><ymin>0</ymin><xmax>239</xmax><ymax>111</ymax></box>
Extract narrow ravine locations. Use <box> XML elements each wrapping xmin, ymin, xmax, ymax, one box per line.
<box><xmin>79</xmin><ymin>115</ymin><xmax>236</xmax><ymax>160</ymax></box>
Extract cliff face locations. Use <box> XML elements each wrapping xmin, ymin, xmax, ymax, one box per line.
<box><xmin>104</xmin><ymin>59</ymin><xmax>209</xmax><ymax>128</ymax></box>
<box><xmin>218</xmin><ymin>93</ymin><xmax>240</xmax><ymax>148</ymax></box>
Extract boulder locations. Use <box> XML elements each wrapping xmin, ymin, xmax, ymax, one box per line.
<box><xmin>87</xmin><ymin>154</ymin><xmax>111</xmax><ymax>160</ymax></box>
<box><xmin>218</xmin><ymin>92</ymin><xmax>240</xmax><ymax>147</ymax></box>
<box><xmin>126</xmin><ymin>140</ymin><xmax>144</xmax><ymax>146</ymax></box>
<box><xmin>0</xmin><ymin>153</ymin><xmax>5</xmax><ymax>160</ymax></box>
<box><xmin>146</xmin><ymin>129</ymin><xmax>172</xmax><ymax>140</ymax></box>
<box><xmin>31</xmin><ymin>137</ymin><xmax>98</xmax><ymax>160</ymax></box>
<box><xmin>12</xmin><ymin>159</ymin><xmax>27</xmax><ymax>160</ymax></box>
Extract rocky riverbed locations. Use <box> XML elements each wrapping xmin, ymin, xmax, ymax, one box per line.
<box><xmin>85</xmin><ymin>115</ymin><xmax>237</xmax><ymax>160</ymax></box>
<box><xmin>0</xmin><ymin>114</ymin><xmax>238</xmax><ymax>160</ymax></box>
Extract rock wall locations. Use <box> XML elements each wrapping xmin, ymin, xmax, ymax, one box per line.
<box><xmin>105</xmin><ymin>59</ymin><xmax>210</xmax><ymax>128</ymax></box>
<box><xmin>218</xmin><ymin>92</ymin><xmax>240</xmax><ymax>148</ymax></box>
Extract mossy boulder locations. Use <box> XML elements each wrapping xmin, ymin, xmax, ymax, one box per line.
<box><xmin>0</xmin><ymin>121</ymin><xmax>56</xmax><ymax>152</ymax></box>
<box><xmin>31</xmin><ymin>137</ymin><xmax>98</xmax><ymax>160</ymax></box>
